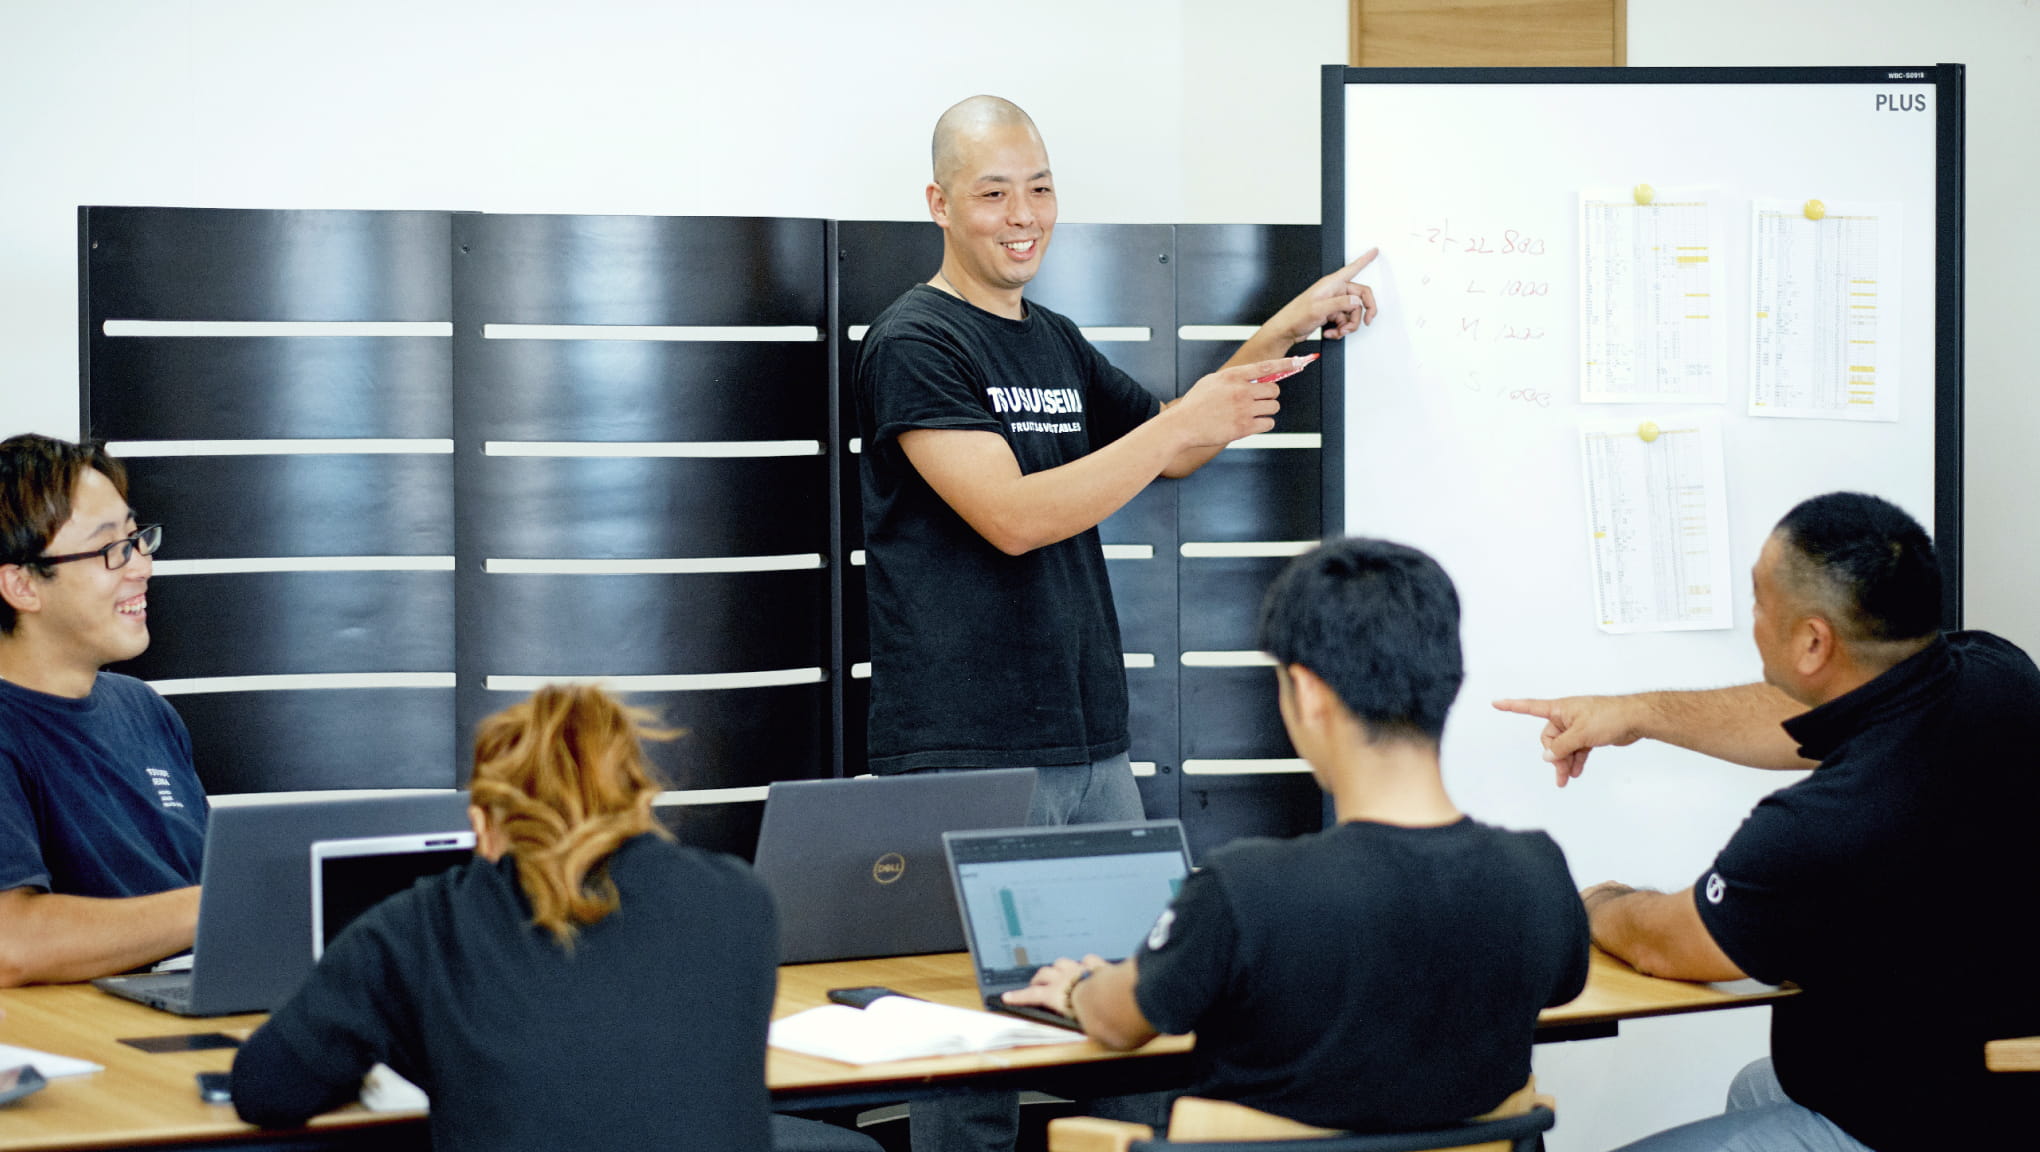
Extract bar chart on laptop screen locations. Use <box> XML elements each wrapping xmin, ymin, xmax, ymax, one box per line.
<box><xmin>958</xmin><ymin>854</ymin><xmax>1186</xmax><ymax>969</ymax></box>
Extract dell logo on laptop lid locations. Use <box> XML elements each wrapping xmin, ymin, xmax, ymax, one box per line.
<box><xmin>872</xmin><ymin>852</ymin><xmax>907</xmax><ymax>884</ymax></box>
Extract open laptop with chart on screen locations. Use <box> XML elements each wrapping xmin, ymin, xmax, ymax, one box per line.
<box><xmin>943</xmin><ymin>820</ymin><xmax>1190</xmax><ymax>1029</ymax></box>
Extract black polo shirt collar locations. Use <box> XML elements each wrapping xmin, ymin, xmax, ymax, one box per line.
<box><xmin>1781</xmin><ymin>632</ymin><xmax>1953</xmax><ymax>763</ymax></box>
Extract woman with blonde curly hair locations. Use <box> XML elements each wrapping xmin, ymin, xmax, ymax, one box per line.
<box><xmin>232</xmin><ymin>684</ymin><xmax>875</xmax><ymax>1152</ymax></box>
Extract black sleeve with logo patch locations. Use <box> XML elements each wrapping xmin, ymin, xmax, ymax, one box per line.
<box><xmin>1131</xmin><ymin>868</ymin><xmax>1237</xmax><ymax>1037</ymax></box>
<box><xmin>1692</xmin><ymin>794</ymin><xmax>1827</xmax><ymax>985</ymax></box>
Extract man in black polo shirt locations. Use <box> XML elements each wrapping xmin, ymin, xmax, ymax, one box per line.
<box><xmin>1496</xmin><ymin>492</ymin><xmax>2040</xmax><ymax>1150</ymax></box>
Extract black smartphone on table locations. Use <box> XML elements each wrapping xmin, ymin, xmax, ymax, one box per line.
<box><xmin>196</xmin><ymin>1071</ymin><xmax>232</xmax><ymax>1104</ymax></box>
<box><xmin>826</xmin><ymin>986</ymin><xmax>917</xmax><ymax>1009</ymax></box>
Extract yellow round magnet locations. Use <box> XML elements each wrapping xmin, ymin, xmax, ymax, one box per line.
<box><xmin>1637</xmin><ymin>421</ymin><xmax>1661</xmax><ymax>443</ymax></box>
<box><xmin>1804</xmin><ymin>199</ymin><xmax>1826</xmax><ymax>221</ymax></box>
<box><xmin>1634</xmin><ymin>184</ymin><xmax>1655</xmax><ymax>206</ymax></box>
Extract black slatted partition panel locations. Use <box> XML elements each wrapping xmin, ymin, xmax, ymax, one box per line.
<box><xmin>81</xmin><ymin>207</ymin><xmax>458</xmax><ymax>795</ymax></box>
<box><xmin>452</xmin><ymin>215</ymin><xmax>832</xmax><ymax>860</ymax></box>
<box><xmin>81</xmin><ymin>209</ymin><xmax>1320</xmax><ymax>853</ymax></box>
<box><xmin>835</xmin><ymin>223</ymin><xmax>1180</xmax><ymax>817</ymax></box>
<box><xmin>1172</xmin><ymin>225</ymin><xmax>1327</xmax><ymax>859</ymax></box>
<box><xmin>834</xmin><ymin>221</ymin><xmax>945</xmax><ymax>779</ymax></box>
<box><xmin>1026</xmin><ymin>225</ymin><xmax>1180</xmax><ymax>818</ymax></box>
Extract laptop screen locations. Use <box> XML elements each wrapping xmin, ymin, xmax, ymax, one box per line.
<box><xmin>946</xmin><ymin>821</ymin><xmax>1189</xmax><ymax>988</ymax></box>
<box><xmin>311</xmin><ymin>832</ymin><xmax>475</xmax><ymax>958</ymax></box>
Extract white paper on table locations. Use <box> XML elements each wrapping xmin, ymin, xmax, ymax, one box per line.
<box><xmin>0</xmin><ymin>1042</ymin><xmax>103</xmax><ymax>1079</ymax></box>
<box><xmin>1749</xmin><ymin>199</ymin><xmax>1903</xmax><ymax>422</ymax></box>
<box><xmin>359</xmin><ymin>1062</ymin><xmax>430</xmax><ymax>1112</ymax></box>
<box><xmin>1578</xmin><ymin>187</ymin><xmax>1727</xmax><ymax>404</ymax></box>
<box><xmin>769</xmin><ymin>997</ymin><xmax>1077</xmax><ymax>1065</ymax></box>
<box><xmin>1579</xmin><ymin>416</ymin><xmax>1733</xmax><ymax>634</ymax></box>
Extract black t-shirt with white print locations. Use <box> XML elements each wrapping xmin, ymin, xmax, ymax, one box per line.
<box><xmin>0</xmin><ymin>671</ymin><xmax>205</xmax><ymax>898</ymax></box>
<box><xmin>854</xmin><ymin>285</ymin><xmax>1159</xmax><ymax>773</ymax></box>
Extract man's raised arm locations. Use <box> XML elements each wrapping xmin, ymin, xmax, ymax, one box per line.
<box><xmin>900</xmin><ymin>353</ymin><xmax>1295</xmax><ymax>556</ymax></box>
<box><xmin>1163</xmin><ymin>248</ymin><xmax>1382</xmax><ymax>479</ymax></box>
<box><xmin>1492</xmin><ymin>683</ymin><xmax>1815</xmax><ymax>787</ymax></box>
<box><xmin>0</xmin><ymin>885</ymin><xmax>199</xmax><ymax>987</ymax></box>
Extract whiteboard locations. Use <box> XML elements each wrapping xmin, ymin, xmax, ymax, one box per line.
<box><xmin>1321</xmin><ymin>67</ymin><xmax>1962</xmax><ymax>883</ymax></box>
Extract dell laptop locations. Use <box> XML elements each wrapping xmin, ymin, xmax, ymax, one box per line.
<box><xmin>753</xmin><ymin>769</ymin><xmax>1035</xmax><ymax>964</ymax></box>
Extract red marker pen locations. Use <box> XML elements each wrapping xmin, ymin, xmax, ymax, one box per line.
<box><xmin>1251</xmin><ymin>352</ymin><xmax>1320</xmax><ymax>384</ymax></box>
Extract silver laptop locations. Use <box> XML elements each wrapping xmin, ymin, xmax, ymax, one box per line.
<box><xmin>753</xmin><ymin>769</ymin><xmax>1036</xmax><ymax>964</ymax></box>
<box><xmin>310</xmin><ymin>830</ymin><xmax>476</xmax><ymax>960</ymax></box>
<box><xmin>943</xmin><ymin>819</ymin><xmax>1192</xmax><ymax>1029</ymax></box>
<box><xmin>92</xmin><ymin>792</ymin><xmax>469</xmax><ymax>1016</ymax></box>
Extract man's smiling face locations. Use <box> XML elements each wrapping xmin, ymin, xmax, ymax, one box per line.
<box><xmin>928</xmin><ymin>121</ymin><xmax>1057</xmax><ymax>310</ymax></box>
<box><xmin>25</xmin><ymin>467</ymin><xmax>153</xmax><ymax>684</ymax></box>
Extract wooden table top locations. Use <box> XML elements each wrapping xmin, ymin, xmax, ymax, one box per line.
<box><xmin>0</xmin><ymin>985</ymin><xmax>377</xmax><ymax>1151</ymax></box>
<box><xmin>1546</xmin><ymin>948</ymin><xmax>1794</xmax><ymax>1028</ymax></box>
<box><xmin>0</xmin><ymin>949</ymin><xmax>1790</xmax><ymax>1150</ymax></box>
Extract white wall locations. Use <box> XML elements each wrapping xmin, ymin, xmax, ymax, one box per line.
<box><xmin>2</xmin><ymin>2</ymin><xmax>2031</xmax><ymax>1149</ymax></box>
<box><xmin>0</xmin><ymin>0</ymin><xmax>1341</xmax><ymax>438</ymax></box>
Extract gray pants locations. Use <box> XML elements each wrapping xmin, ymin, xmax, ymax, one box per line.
<box><xmin>1611</xmin><ymin>1058</ymin><xmax>1872</xmax><ymax>1152</ymax></box>
<box><xmin>1022</xmin><ymin>753</ymin><xmax>1146</xmax><ymax>828</ymax></box>
<box><xmin>908</xmin><ymin>753</ymin><xmax>1155</xmax><ymax>1152</ymax></box>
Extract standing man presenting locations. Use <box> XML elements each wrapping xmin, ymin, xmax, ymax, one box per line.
<box><xmin>856</xmin><ymin>94</ymin><xmax>1377</xmax><ymax>826</ymax></box>
<box><xmin>0</xmin><ymin>434</ymin><xmax>204</xmax><ymax>986</ymax></box>
<box><xmin>1496</xmin><ymin>492</ymin><xmax>2039</xmax><ymax>1149</ymax></box>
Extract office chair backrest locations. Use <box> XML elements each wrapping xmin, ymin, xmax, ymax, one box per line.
<box><xmin>1049</xmin><ymin>1081</ymin><xmax>1555</xmax><ymax>1152</ymax></box>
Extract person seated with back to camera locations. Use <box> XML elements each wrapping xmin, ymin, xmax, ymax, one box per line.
<box><xmin>231</xmin><ymin>684</ymin><xmax>879</xmax><ymax>1152</ymax></box>
<box><xmin>1003</xmin><ymin>537</ymin><xmax>1590</xmax><ymax>1134</ymax></box>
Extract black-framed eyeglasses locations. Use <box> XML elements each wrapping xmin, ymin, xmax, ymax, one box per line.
<box><xmin>27</xmin><ymin>524</ymin><xmax>164</xmax><ymax>571</ymax></box>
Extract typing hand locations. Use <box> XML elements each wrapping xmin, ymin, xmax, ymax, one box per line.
<box><xmin>1000</xmin><ymin>955</ymin><xmax>1105</xmax><ymax>1014</ymax></box>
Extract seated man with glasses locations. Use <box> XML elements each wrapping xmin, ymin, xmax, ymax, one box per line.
<box><xmin>0</xmin><ymin>433</ymin><xmax>202</xmax><ymax>986</ymax></box>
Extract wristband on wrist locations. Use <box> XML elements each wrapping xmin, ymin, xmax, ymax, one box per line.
<box><xmin>1063</xmin><ymin>967</ymin><xmax>1095</xmax><ymax>1024</ymax></box>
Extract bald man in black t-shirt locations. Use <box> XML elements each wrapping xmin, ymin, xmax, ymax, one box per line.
<box><xmin>856</xmin><ymin>95</ymin><xmax>1379</xmax><ymax>815</ymax></box>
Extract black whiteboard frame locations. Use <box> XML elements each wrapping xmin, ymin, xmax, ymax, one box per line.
<box><xmin>1320</xmin><ymin>64</ymin><xmax>1966</xmax><ymax>627</ymax></box>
